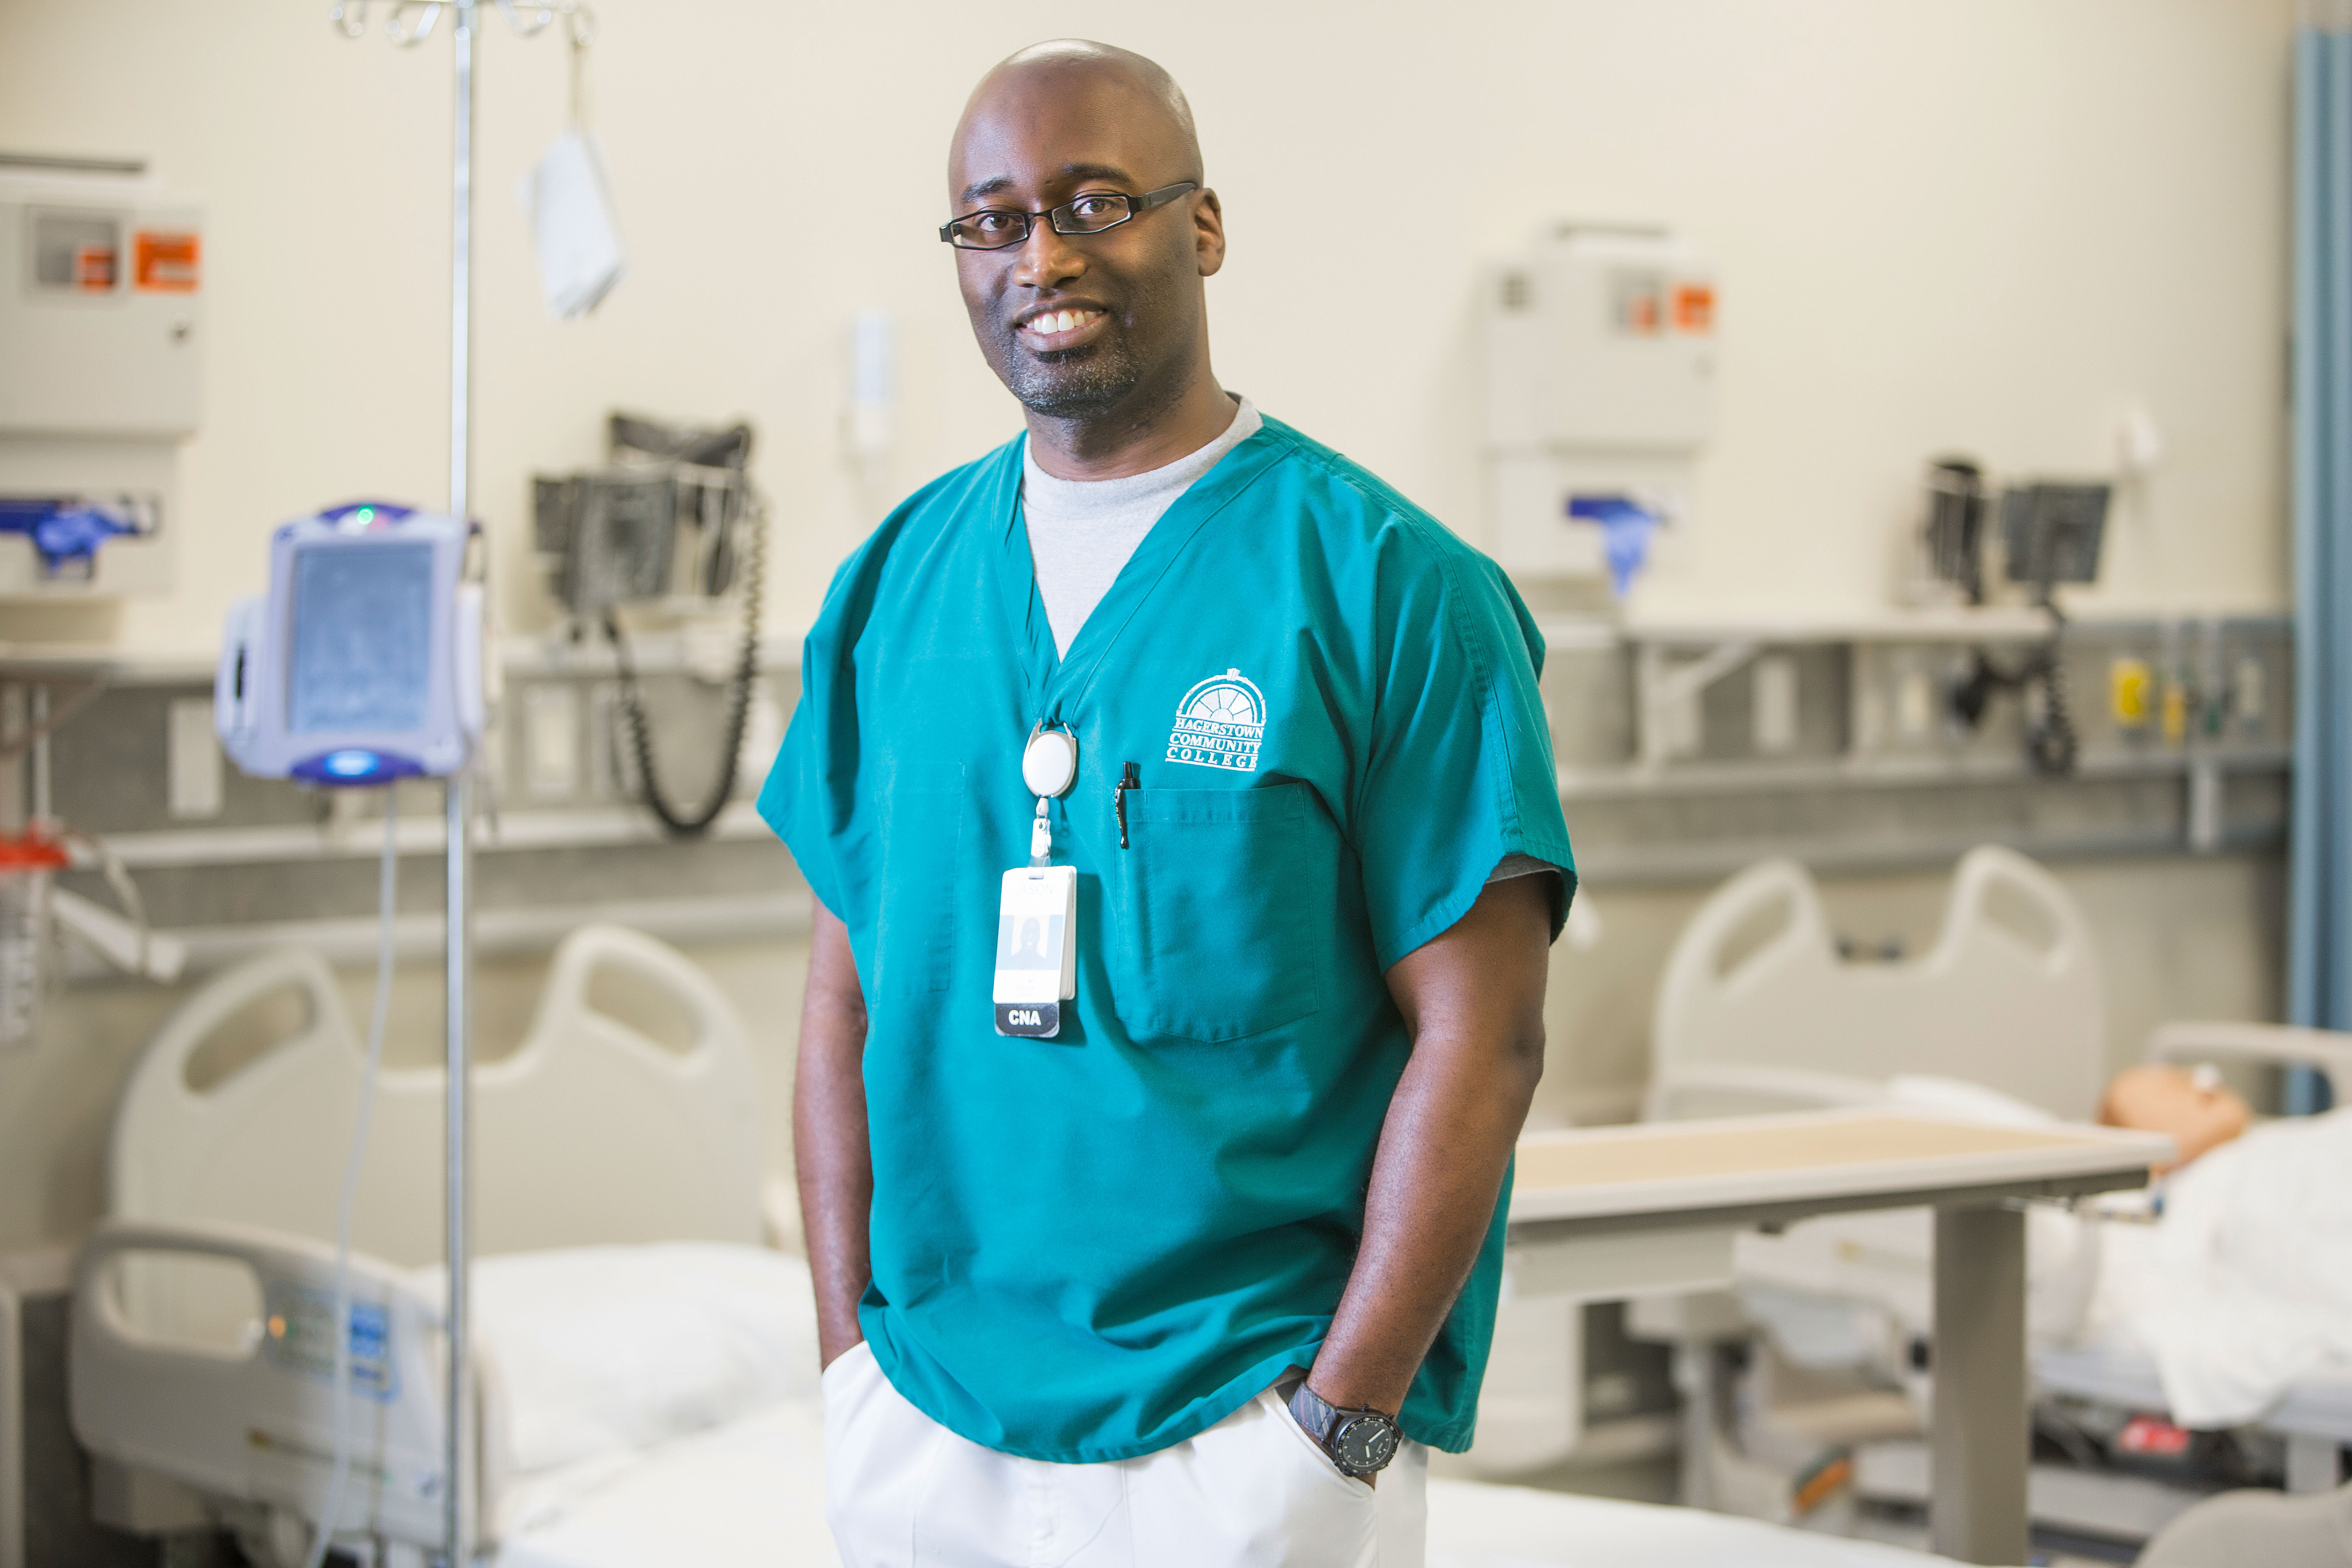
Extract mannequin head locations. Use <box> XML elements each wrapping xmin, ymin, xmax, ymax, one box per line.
<box><xmin>2099</xmin><ymin>1064</ymin><xmax>2251</xmax><ymax>1172</ymax></box>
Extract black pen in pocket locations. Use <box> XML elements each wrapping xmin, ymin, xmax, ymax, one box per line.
<box><xmin>1115</xmin><ymin>762</ymin><xmax>1139</xmax><ymax>848</ymax></box>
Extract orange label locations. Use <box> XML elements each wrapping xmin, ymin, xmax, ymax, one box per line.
<box><xmin>75</xmin><ymin>247</ymin><xmax>117</xmax><ymax>291</ymax></box>
<box><xmin>1673</xmin><ymin>283</ymin><xmax>1715</xmax><ymax>333</ymax></box>
<box><xmin>2118</xmin><ymin>1415</ymin><xmax>2191</xmax><ymax>1457</ymax></box>
<box><xmin>134</xmin><ymin>231</ymin><xmax>201</xmax><ymax>292</ymax></box>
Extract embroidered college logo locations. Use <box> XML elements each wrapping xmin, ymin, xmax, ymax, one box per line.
<box><xmin>1166</xmin><ymin>668</ymin><xmax>1267</xmax><ymax>772</ymax></box>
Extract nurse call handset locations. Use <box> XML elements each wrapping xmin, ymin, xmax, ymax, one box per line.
<box><xmin>216</xmin><ymin>503</ymin><xmax>486</xmax><ymax>786</ymax></box>
<box><xmin>998</xmin><ymin>723</ymin><xmax>1080</xmax><ymax>1038</ymax></box>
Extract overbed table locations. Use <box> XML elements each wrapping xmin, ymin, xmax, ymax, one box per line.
<box><xmin>1506</xmin><ymin>1109</ymin><xmax>2174</xmax><ymax>1565</ymax></box>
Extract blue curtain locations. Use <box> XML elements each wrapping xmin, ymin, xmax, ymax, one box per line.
<box><xmin>2290</xmin><ymin>17</ymin><xmax>2352</xmax><ymax>1111</ymax></box>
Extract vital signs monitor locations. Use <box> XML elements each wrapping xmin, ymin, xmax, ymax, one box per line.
<box><xmin>216</xmin><ymin>503</ymin><xmax>484</xmax><ymax>785</ymax></box>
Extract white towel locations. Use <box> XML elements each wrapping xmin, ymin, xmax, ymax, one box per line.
<box><xmin>519</xmin><ymin>129</ymin><xmax>626</xmax><ymax>319</ymax></box>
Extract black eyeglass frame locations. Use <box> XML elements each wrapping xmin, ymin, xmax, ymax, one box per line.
<box><xmin>938</xmin><ymin>181</ymin><xmax>1200</xmax><ymax>250</ymax></box>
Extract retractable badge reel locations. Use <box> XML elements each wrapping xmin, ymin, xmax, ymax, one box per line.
<box><xmin>996</xmin><ymin>724</ymin><xmax>1079</xmax><ymax>1038</ymax></box>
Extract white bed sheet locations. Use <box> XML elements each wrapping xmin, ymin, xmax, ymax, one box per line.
<box><xmin>492</xmin><ymin>1401</ymin><xmax>1967</xmax><ymax>1568</ymax></box>
<box><xmin>2071</xmin><ymin>1109</ymin><xmax>2352</xmax><ymax>1428</ymax></box>
<box><xmin>1726</xmin><ymin>1086</ymin><xmax>2352</xmax><ymax>1434</ymax></box>
<box><xmin>1425</xmin><ymin>1479</ymin><xmax>1966</xmax><ymax>1567</ymax></box>
<box><xmin>495</xmin><ymin>1400</ymin><xmax>837</xmax><ymax>1568</ymax></box>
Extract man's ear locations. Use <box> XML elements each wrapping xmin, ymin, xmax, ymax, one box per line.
<box><xmin>1194</xmin><ymin>189</ymin><xmax>1226</xmax><ymax>278</ymax></box>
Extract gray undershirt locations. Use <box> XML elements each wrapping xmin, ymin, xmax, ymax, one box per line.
<box><xmin>1020</xmin><ymin>396</ymin><xmax>1263</xmax><ymax>658</ymax></box>
<box><xmin>1019</xmin><ymin>399</ymin><xmax>1556</xmax><ymax>893</ymax></box>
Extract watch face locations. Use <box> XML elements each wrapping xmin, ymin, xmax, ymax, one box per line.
<box><xmin>1332</xmin><ymin>1414</ymin><xmax>1398</xmax><ymax>1473</ymax></box>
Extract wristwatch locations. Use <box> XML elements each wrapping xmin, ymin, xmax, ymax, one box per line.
<box><xmin>1287</xmin><ymin>1380</ymin><xmax>1401</xmax><ymax>1478</ymax></box>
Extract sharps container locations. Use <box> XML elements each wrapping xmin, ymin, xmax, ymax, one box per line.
<box><xmin>0</xmin><ymin>831</ymin><xmax>67</xmax><ymax>1051</ymax></box>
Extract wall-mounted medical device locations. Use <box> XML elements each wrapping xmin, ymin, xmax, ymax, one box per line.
<box><xmin>2000</xmin><ymin>483</ymin><xmax>2109</xmax><ymax>598</ymax></box>
<box><xmin>0</xmin><ymin>155</ymin><xmax>201</xmax><ymax>599</ymax></box>
<box><xmin>215</xmin><ymin>503</ymin><xmax>485</xmax><ymax>786</ymax></box>
<box><xmin>1924</xmin><ymin>468</ymin><xmax>2113</xmax><ymax>775</ymax></box>
<box><xmin>1482</xmin><ymin>225</ymin><xmax>1715</xmax><ymax>593</ymax></box>
<box><xmin>1911</xmin><ymin>463</ymin><xmax>2111</xmax><ymax>610</ymax></box>
<box><xmin>533</xmin><ymin>413</ymin><xmax>752</xmax><ymax>621</ymax></box>
<box><xmin>534</xmin><ymin>412</ymin><xmax>768</xmax><ymax>837</ymax></box>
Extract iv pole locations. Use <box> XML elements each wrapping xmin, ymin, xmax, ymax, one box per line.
<box><xmin>326</xmin><ymin>3</ymin><xmax>585</xmax><ymax>1560</ymax></box>
<box><xmin>444</xmin><ymin>7</ymin><xmax>477</xmax><ymax>1563</ymax></box>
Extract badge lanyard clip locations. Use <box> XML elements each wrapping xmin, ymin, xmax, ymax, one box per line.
<box><xmin>1020</xmin><ymin>722</ymin><xmax>1079</xmax><ymax>864</ymax></box>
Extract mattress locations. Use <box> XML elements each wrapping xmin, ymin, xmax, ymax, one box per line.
<box><xmin>492</xmin><ymin>1402</ymin><xmax>1966</xmax><ymax>1568</ymax></box>
<box><xmin>2037</xmin><ymin>1339</ymin><xmax>2352</xmax><ymax>1443</ymax></box>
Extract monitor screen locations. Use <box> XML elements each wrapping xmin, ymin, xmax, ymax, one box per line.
<box><xmin>287</xmin><ymin>542</ymin><xmax>436</xmax><ymax>736</ymax></box>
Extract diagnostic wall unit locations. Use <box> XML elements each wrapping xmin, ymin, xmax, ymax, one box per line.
<box><xmin>0</xmin><ymin>158</ymin><xmax>202</xmax><ymax>600</ymax></box>
<box><xmin>1482</xmin><ymin>226</ymin><xmax>1715</xmax><ymax>584</ymax></box>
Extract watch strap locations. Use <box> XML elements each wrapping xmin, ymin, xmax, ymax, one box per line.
<box><xmin>1285</xmin><ymin>1379</ymin><xmax>1400</xmax><ymax>1476</ymax></box>
<box><xmin>1288</xmin><ymin>1379</ymin><xmax>1338</xmax><ymax>1445</ymax></box>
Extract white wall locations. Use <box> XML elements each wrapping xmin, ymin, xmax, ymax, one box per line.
<box><xmin>0</xmin><ymin>0</ymin><xmax>2297</xmax><ymax>651</ymax></box>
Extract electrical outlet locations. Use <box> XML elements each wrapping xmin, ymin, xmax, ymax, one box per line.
<box><xmin>2233</xmin><ymin>652</ymin><xmax>2267</xmax><ymax>728</ymax></box>
<box><xmin>522</xmin><ymin>684</ymin><xmax>581</xmax><ymax>800</ymax></box>
<box><xmin>1752</xmin><ymin>656</ymin><xmax>1798</xmax><ymax>754</ymax></box>
<box><xmin>588</xmin><ymin>683</ymin><xmax>637</xmax><ymax>799</ymax></box>
<box><xmin>1895</xmin><ymin>666</ymin><xmax>1934</xmax><ymax>739</ymax></box>
<box><xmin>165</xmin><ymin>698</ymin><xmax>223</xmax><ymax>818</ymax></box>
<box><xmin>1662</xmin><ymin>687</ymin><xmax>1702</xmax><ymax>759</ymax></box>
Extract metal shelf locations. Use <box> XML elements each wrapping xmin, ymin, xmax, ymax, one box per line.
<box><xmin>88</xmin><ymin>800</ymin><xmax>772</xmax><ymax>872</ymax></box>
<box><xmin>1559</xmin><ymin>744</ymin><xmax>2292</xmax><ymax>801</ymax></box>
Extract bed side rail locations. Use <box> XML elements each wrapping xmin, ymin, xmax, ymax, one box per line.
<box><xmin>69</xmin><ymin>1218</ymin><xmax>455</xmax><ymax>1550</ymax></box>
<box><xmin>2145</xmin><ymin>1021</ymin><xmax>2352</xmax><ymax>1108</ymax></box>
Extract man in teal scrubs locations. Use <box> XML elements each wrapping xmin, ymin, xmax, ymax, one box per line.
<box><xmin>763</xmin><ymin>38</ymin><xmax>1574</xmax><ymax>1567</ymax></box>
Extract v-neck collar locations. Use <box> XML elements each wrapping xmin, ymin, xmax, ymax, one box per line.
<box><xmin>987</xmin><ymin>421</ymin><xmax>1291</xmax><ymax>727</ymax></box>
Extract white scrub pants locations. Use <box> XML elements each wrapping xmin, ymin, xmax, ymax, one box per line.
<box><xmin>822</xmin><ymin>1341</ymin><xmax>1428</xmax><ymax>1568</ymax></box>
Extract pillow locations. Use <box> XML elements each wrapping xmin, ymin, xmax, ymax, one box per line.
<box><xmin>1884</xmin><ymin>1073</ymin><xmax>2057</xmax><ymax>1128</ymax></box>
<box><xmin>406</xmin><ymin>1242</ymin><xmax>820</xmax><ymax>1476</ymax></box>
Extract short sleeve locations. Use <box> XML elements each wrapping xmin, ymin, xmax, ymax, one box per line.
<box><xmin>756</xmin><ymin>548</ymin><xmax>876</xmax><ymax>924</ymax></box>
<box><xmin>1354</xmin><ymin>523</ymin><xmax>1576</xmax><ymax>970</ymax></box>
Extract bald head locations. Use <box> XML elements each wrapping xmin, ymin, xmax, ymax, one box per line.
<box><xmin>958</xmin><ymin>40</ymin><xmax>1203</xmax><ymax>193</ymax></box>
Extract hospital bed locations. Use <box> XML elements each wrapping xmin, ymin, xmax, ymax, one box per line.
<box><xmin>1635</xmin><ymin>846</ymin><xmax>2352</xmax><ymax>1545</ymax></box>
<box><xmin>70</xmin><ymin>924</ymin><xmax>785</xmax><ymax>1564</ymax></box>
<box><xmin>65</xmin><ymin>924</ymin><xmax>2010</xmax><ymax>1568</ymax></box>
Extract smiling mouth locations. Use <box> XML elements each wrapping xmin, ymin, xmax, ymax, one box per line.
<box><xmin>1016</xmin><ymin>307</ymin><xmax>1108</xmax><ymax>349</ymax></box>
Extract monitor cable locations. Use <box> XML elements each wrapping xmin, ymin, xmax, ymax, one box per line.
<box><xmin>604</xmin><ymin>490</ymin><xmax>766</xmax><ymax>837</ymax></box>
<box><xmin>2024</xmin><ymin>618</ymin><xmax>2078</xmax><ymax>776</ymax></box>
<box><xmin>1949</xmin><ymin>585</ymin><xmax>2078</xmax><ymax>777</ymax></box>
<box><xmin>304</xmin><ymin>789</ymin><xmax>400</xmax><ymax>1568</ymax></box>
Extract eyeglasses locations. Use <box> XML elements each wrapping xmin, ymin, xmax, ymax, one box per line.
<box><xmin>939</xmin><ymin>182</ymin><xmax>1199</xmax><ymax>251</ymax></box>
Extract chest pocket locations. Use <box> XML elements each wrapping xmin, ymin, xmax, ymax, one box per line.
<box><xmin>1115</xmin><ymin>783</ymin><xmax>1327</xmax><ymax>1042</ymax></box>
<box><xmin>872</xmin><ymin>773</ymin><xmax>965</xmax><ymax>999</ymax></box>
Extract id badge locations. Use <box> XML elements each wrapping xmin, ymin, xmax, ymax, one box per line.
<box><xmin>995</xmin><ymin>865</ymin><xmax>1077</xmax><ymax>1037</ymax></box>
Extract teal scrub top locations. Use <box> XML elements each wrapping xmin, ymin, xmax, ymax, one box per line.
<box><xmin>759</xmin><ymin>414</ymin><xmax>1575</xmax><ymax>1463</ymax></box>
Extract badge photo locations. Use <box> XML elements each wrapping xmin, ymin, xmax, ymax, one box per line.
<box><xmin>995</xmin><ymin>865</ymin><xmax>1076</xmax><ymax>1036</ymax></box>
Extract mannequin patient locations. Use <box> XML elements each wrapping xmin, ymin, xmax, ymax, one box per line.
<box><xmin>2099</xmin><ymin>1064</ymin><xmax>2252</xmax><ymax>1172</ymax></box>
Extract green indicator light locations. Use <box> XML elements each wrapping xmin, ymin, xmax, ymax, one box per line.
<box><xmin>355</xmin><ymin>506</ymin><xmax>375</xmax><ymax>523</ymax></box>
